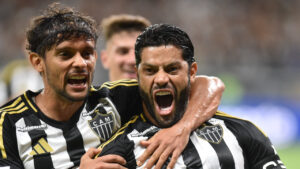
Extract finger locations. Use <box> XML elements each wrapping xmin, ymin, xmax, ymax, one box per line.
<box><xmin>83</xmin><ymin>148</ymin><xmax>102</xmax><ymax>159</ymax></box>
<box><xmin>139</xmin><ymin>140</ymin><xmax>151</xmax><ymax>147</ymax></box>
<box><xmin>143</xmin><ymin>143</ymin><xmax>165</xmax><ymax>169</ymax></box>
<box><xmin>166</xmin><ymin>149</ymin><xmax>181</xmax><ymax>169</ymax></box>
<box><xmin>153</xmin><ymin>147</ymin><xmax>173</xmax><ymax>169</ymax></box>
<box><xmin>98</xmin><ymin>154</ymin><xmax>126</xmax><ymax>166</ymax></box>
<box><xmin>96</xmin><ymin>162</ymin><xmax>127</xmax><ymax>169</ymax></box>
<box><xmin>137</xmin><ymin>140</ymin><xmax>159</xmax><ymax>166</ymax></box>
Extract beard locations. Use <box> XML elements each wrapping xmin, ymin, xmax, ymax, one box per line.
<box><xmin>45</xmin><ymin>66</ymin><xmax>93</xmax><ymax>102</ymax></box>
<box><xmin>139</xmin><ymin>80</ymin><xmax>190</xmax><ymax>128</ymax></box>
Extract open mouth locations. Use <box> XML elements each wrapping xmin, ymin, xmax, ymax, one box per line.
<box><xmin>154</xmin><ymin>90</ymin><xmax>174</xmax><ymax>115</ymax></box>
<box><xmin>67</xmin><ymin>75</ymin><xmax>88</xmax><ymax>87</ymax></box>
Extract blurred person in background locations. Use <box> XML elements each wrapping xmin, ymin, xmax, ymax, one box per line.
<box><xmin>0</xmin><ymin>59</ymin><xmax>43</xmax><ymax>104</ymax></box>
<box><xmin>100</xmin><ymin>14</ymin><xmax>151</xmax><ymax>81</ymax></box>
<box><xmin>0</xmin><ymin>3</ymin><xmax>225</xmax><ymax>169</ymax></box>
<box><xmin>96</xmin><ymin>23</ymin><xmax>286</xmax><ymax>169</ymax></box>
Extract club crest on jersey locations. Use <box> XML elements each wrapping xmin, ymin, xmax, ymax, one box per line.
<box><xmin>89</xmin><ymin>112</ymin><xmax>116</xmax><ymax>141</ymax></box>
<box><xmin>196</xmin><ymin>124</ymin><xmax>223</xmax><ymax>144</ymax></box>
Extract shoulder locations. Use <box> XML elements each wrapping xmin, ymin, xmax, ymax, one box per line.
<box><xmin>213</xmin><ymin>111</ymin><xmax>267</xmax><ymax>135</ymax></box>
<box><xmin>89</xmin><ymin>79</ymin><xmax>139</xmax><ymax>98</ymax></box>
<box><xmin>211</xmin><ymin>111</ymin><xmax>272</xmax><ymax>149</ymax></box>
<box><xmin>0</xmin><ymin>91</ymin><xmax>37</xmax><ymax>126</ymax></box>
<box><xmin>100</xmin><ymin>79</ymin><xmax>138</xmax><ymax>90</ymax></box>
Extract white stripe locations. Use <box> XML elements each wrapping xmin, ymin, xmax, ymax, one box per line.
<box><xmin>128</xmin><ymin>129</ymin><xmax>187</xmax><ymax>168</ymax></box>
<box><xmin>43</xmin><ymin>122</ymin><xmax>73</xmax><ymax>169</ymax></box>
<box><xmin>15</xmin><ymin>118</ymin><xmax>34</xmax><ymax>169</ymax></box>
<box><xmin>190</xmin><ymin>132</ymin><xmax>221</xmax><ymax>169</ymax></box>
<box><xmin>173</xmin><ymin>155</ymin><xmax>187</xmax><ymax>168</ymax></box>
<box><xmin>210</xmin><ymin>118</ymin><xmax>245</xmax><ymax>169</ymax></box>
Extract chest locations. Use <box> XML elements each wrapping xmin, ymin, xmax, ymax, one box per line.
<box><xmin>15</xmin><ymin>98</ymin><xmax>121</xmax><ymax>169</ymax></box>
<box><xmin>129</xmin><ymin>120</ymin><xmax>245</xmax><ymax>169</ymax></box>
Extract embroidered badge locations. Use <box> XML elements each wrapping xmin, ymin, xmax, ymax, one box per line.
<box><xmin>87</xmin><ymin>98</ymin><xmax>121</xmax><ymax>141</ymax></box>
<box><xmin>196</xmin><ymin>124</ymin><xmax>223</xmax><ymax>144</ymax></box>
<box><xmin>89</xmin><ymin>111</ymin><xmax>117</xmax><ymax>141</ymax></box>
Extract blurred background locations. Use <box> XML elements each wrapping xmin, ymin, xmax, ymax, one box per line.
<box><xmin>0</xmin><ymin>0</ymin><xmax>299</xmax><ymax>167</ymax></box>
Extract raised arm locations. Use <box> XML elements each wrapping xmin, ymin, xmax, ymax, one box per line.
<box><xmin>137</xmin><ymin>75</ymin><xmax>225</xmax><ymax>169</ymax></box>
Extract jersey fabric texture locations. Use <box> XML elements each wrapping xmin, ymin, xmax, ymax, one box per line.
<box><xmin>0</xmin><ymin>79</ymin><xmax>142</xmax><ymax>169</ymax></box>
<box><xmin>98</xmin><ymin>112</ymin><xmax>286</xmax><ymax>169</ymax></box>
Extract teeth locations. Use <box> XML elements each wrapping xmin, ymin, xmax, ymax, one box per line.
<box><xmin>69</xmin><ymin>76</ymin><xmax>85</xmax><ymax>80</ymax></box>
<box><xmin>156</xmin><ymin>91</ymin><xmax>171</xmax><ymax>96</ymax></box>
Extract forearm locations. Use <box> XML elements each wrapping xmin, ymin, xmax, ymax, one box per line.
<box><xmin>178</xmin><ymin>75</ymin><xmax>225</xmax><ymax>131</ymax></box>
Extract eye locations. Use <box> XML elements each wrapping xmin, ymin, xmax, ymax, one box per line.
<box><xmin>58</xmin><ymin>51</ymin><xmax>72</xmax><ymax>59</ymax></box>
<box><xmin>117</xmin><ymin>47</ymin><xmax>129</xmax><ymax>55</ymax></box>
<box><xmin>166</xmin><ymin>66</ymin><xmax>179</xmax><ymax>74</ymax></box>
<box><xmin>143</xmin><ymin>67</ymin><xmax>156</xmax><ymax>75</ymax></box>
<box><xmin>81</xmin><ymin>49</ymin><xmax>94</xmax><ymax>59</ymax></box>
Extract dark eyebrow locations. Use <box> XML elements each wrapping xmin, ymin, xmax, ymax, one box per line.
<box><xmin>165</xmin><ymin>61</ymin><xmax>181</xmax><ymax>67</ymax></box>
<box><xmin>142</xmin><ymin>63</ymin><xmax>155</xmax><ymax>67</ymax></box>
<box><xmin>55</xmin><ymin>45</ymin><xmax>95</xmax><ymax>52</ymax></box>
<box><xmin>141</xmin><ymin>61</ymin><xmax>182</xmax><ymax>69</ymax></box>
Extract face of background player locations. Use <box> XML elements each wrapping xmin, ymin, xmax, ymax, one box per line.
<box><xmin>37</xmin><ymin>37</ymin><xmax>97</xmax><ymax>102</ymax></box>
<box><xmin>101</xmin><ymin>31</ymin><xmax>140</xmax><ymax>81</ymax></box>
<box><xmin>137</xmin><ymin>45</ymin><xmax>197</xmax><ymax>128</ymax></box>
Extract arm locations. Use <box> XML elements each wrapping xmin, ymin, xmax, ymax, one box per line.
<box><xmin>239</xmin><ymin>121</ymin><xmax>286</xmax><ymax>169</ymax></box>
<box><xmin>137</xmin><ymin>75</ymin><xmax>225</xmax><ymax>169</ymax></box>
<box><xmin>0</xmin><ymin>111</ymin><xmax>24</xmax><ymax>169</ymax></box>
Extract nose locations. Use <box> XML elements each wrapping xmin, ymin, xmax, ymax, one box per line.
<box><xmin>73</xmin><ymin>53</ymin><xmax>87</xmax><ymax>68</ymax></box>
<box><xmin>154</xmin><ymin>70</ymin><xmax>169</xmax><ymax>87</ymax></box>
<box><xmin>128</xmin><ymin>49</ymin><xmax>136</xmax><ymax>64</ymax></box>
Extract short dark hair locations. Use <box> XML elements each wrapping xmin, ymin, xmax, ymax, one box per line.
<box><xmin>135</xmin><ymin>24</ymin><xmax>195</xmax><ymax>68</ymax></box>
<box><xmin>101</xmin><ymin>14</ymin><xmax>151</xmax><ymax>41</ymax></box>
<box><xmin>26</xmin><ymin>3</ymin><xmax>99</xmax><ymax>58</ymax></box>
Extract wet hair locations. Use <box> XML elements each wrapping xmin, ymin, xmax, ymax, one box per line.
<box><xmin>135</xmin><ymin>24</ymin><xmax>195</xmax><ymax>67</ymax></box>
<box><xmin>101</xmin><ymin>14</ymin><xmax>151</xmax><ymax>41</ymax></box>
<box><xmin>26</xmin><ymin>3</ymin><xmax>99</xmax><ymax>58</ymax></box>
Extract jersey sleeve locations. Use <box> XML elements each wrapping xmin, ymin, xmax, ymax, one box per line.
<box><xmin>100</xmin><ymin>80</ymin><xmax>143</xmax><ymax>125</ymax></box>
<box><xmin>97</xmin><ymin>130</ymin><xmax>137</xmax><ymax>168</ymax></box>
<box><xmin>225</xmin><ymin>117</ymin><xmax>286</xmax><ymax>169</ymax></box>
<box><xmin>0</xmin><ymin>111</ymin><xmax>24</xmax><ymax>169</ymax></box>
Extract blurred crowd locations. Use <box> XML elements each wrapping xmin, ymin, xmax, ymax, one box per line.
<box><xmin>0</xmin><ymin>0</ymin><xmax>300</xmax><ymax>104</ymax></box>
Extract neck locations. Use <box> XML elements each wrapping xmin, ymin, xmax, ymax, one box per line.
<box><xmin>142</xmin><ymin>104</ymin><xmax>160</xmax><ymax>127</ymax></box>
<box><xmin>36</xmin><ymin>90</ymin><xmax>84</xmax><ymax>122</ymax></box>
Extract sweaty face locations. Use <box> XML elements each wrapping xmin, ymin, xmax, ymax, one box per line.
<box><xmin>138</xmin><ymin>45</ymin><xmax>195</xmax><ymax>128</ymax></box>
<box><xmin>102</xmin><ymin>31</ymin><xmax>140</xmax><ymax>81</ymax></box>
<box><xmin>41</xmin><ymin>38</ymin><xmax>97</xmax><ymax>101</ymax></box>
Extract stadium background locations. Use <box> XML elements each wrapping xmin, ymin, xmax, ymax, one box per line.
<box><xmin>0</xmin><ymin>0</ymin><xmax>299</xmax><ymax>168</ymax></box>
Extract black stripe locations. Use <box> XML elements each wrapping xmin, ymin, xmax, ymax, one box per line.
<box><xmin>37</xmin><ymin>142</ymin><xmax>47</xmax><ymax>152</ymax></box>
<box><xmin>182</xmin><ymin>140</ymin><xmax>203</xmax><ymax>168</ymax></box>
<box><xmin>24</xmin><ymin>114</ymin><xmax>54</xmax><ymax>169</ymax></box>
<box><xmin>63</xmin><ymin>125</ymin><xmax>85</xmax><ymax>167</ymax></box>
<box><xmin>209</xmin><ymin>140</ymin><xmax>235</xmax><ymax>169</ymax></box>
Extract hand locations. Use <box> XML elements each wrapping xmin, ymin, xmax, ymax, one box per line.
<box><xmin>79</xmin><ymin>148</ymin><xmax>127</xmax><ymax>169</ymax></box>
<box><xmin>137</xmin><ymin>122</ymin><xmax>190</xmax><ymax>169</ymax></box>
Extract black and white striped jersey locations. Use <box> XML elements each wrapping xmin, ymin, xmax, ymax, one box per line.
<box><xmin>0</xmin><ymin>79</ymin><xmax>142</xmax><ymax>169</ymax></box>
<box><xmin>98</xmin><ymin>112</ymin><xmax>286</xmax><ymax>169</ymax></box>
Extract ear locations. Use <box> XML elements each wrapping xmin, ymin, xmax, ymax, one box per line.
<box><xmin>29</xmin><ymin>52</ymin><xmax>44</xmax><ymax>73</ymax></box>
<box><xmin>100</xmin><ymin>50</ymin><xmax>109</xmax><ymax>69</ymax></box>
<box><xmin>189</xmin><ymin>62</ymin><xmax>198</xmax><ymax>83</ymax></box>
